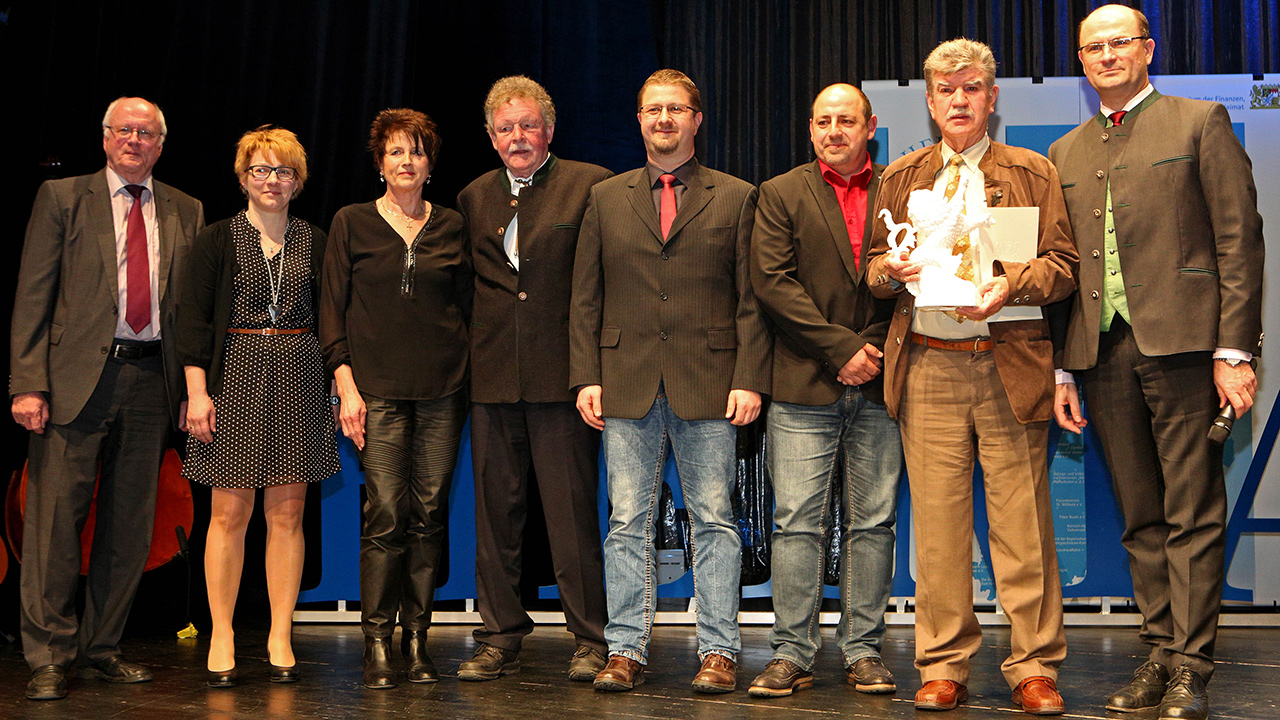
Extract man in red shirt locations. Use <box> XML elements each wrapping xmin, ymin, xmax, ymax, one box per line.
<box><xmin>747</xmin><ymin>83</ymin><xmax>901</xmax><ymax>698</ymax></box>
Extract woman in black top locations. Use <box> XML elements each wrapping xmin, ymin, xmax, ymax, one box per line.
<box><xmin>177</xmin><ymin>126</ymin><xmax>340</xmax><ymax>687</ymax></box>
<box><xmin>320</xmin><ymin>109</ymin><xmax>471</xmax><ymax>688</ymax></box>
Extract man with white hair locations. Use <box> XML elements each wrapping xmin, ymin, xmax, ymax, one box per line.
<box><xmin>11</xmin><ymin>96</ymin><xmax>204</xmax><ymax>700</ymax></box>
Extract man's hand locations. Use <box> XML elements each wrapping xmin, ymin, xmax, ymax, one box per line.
<box><xmin>956</xmin><ymin>277</ymin><xmax>1009</xmax><ymax>321</ymax></box>
<box><xmin>11</xmin><ymin>392</ymin><xmax>49</xmax><ymax>435</ymax></box>
<box><xmin>576</xmin><ymin>385</ymin><xmax>605</xmax><ymax>430</ymax></box>
<box><xmin>725</xmin><ymin>389</ymin><xmax>762</xmax><ymax>426</ymax></box>
<box><xmin>1054</xmin><ymin>381</ymin><xmax>1087</xmax><ymax>434</ymax></box>
<box><xmin>837</xmin><ymin>344</ymin><xmax>884</xmax><ymax>386</ymax></box>
<box><xmin>1215</xmin><ymin>360</ymin><xmax>1257</xmax><ymax>416</ymax></box>
<box><xmin>186</xmin><ymin>392</ymin><xmax>217</xmax><ymax>444</ymax></box>
<box><xmin>884</xmin><ymin>249</ymin><xmax>922</xmax><ymax>284</ymax></box>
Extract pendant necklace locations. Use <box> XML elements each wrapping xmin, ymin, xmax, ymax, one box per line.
<box><xmin>264</xmin><ymin>228</ymin><xmax>289</xmax><ymax>324</ymax></box>
<box><xmin>380</xmin><ymin>197</ymin><xmax>425</xmax><ymax>230</ymax></box>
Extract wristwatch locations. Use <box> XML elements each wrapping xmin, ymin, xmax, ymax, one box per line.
<box><xmin>330</xmin><ymin>395</ymin><xmax>341</xmax><ymax>406</ymax></box>
<box><xmin>1216</xmin><ymin>357</ymin><xmax>1246</xmax><ymax>367</ymax></box>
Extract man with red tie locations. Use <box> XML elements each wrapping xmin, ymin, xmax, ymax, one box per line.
<box><xmin>570</xmin><ymin>69</ymin><xmax>770</xmax><ymax>694</ymax></box>
<box><xmin>11</xmin><ymin>97</ymin><xmax>204</xmax><ymax>701</ymax></box>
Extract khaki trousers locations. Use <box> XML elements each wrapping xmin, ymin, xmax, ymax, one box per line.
<box><xmin>899</xmin><ymin>342</ymin><xmax>1066</xmax><ymax>688</ymax></box>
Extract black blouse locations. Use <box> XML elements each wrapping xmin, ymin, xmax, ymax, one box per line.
<box><xmin>320</xmin><ymin>201</ymin><xmax>472</xmax><ymax>400</ymax></box>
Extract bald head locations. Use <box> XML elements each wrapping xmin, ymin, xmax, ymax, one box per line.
<box><xmin>1077</xmin><ymin>4</ymin><xmax>1155</xmax><ymax>108</ymax></box>
<box><xmin>809</xmin><ymin>83</ymin><xmax>877</xmax><ymax>177</ymax></box>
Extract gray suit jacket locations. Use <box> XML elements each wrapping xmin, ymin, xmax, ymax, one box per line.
<box><xmin>751</xmin><ymin>160</ymin><xmax>894</xmax><ymax>407</ymax></box>
<box><xmin>569</xmin><ymin>160</ymin><xmax>771</xmax><ymax>420</ymax></box>
<box><xmin>10</xmin><ymin>169</ymin><xmax>205</xmax><ymax>425</ymax></box>
<box><xmin>1048</xmin><ymin>91</ymin><xmax>1264</xmax><ymax>369</ymax></box>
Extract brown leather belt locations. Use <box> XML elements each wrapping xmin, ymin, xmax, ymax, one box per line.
<box><xmin>910</xmin><ymin>332</ymin><xmax>993</xmax><ymax>352</ymax></box>
<box><xmin>227</xmin><ymin>328</ymin><xmax>311</xmax><ymax>335</ymax></box>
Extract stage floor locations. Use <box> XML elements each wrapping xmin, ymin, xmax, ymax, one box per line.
<box><xmin>1</xmin><ymin>624</ymin><xmax>1277</xmax><ymax>719</ymax></box>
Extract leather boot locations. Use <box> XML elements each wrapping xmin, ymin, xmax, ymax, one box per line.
<box><xmin>402</xmin><ymin>630</ymin><xmax>438</xmax><ymax>683</ymax></box>
<box><xmin>363</xmin><ymin>636</ymin><xmax>397</xmax><ymax>689</ymax></box>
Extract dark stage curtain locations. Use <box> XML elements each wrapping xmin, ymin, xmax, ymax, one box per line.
<box><xmin>658</xmin><ymin>0</ymin><xmax>1280</xmax><ymax>185</ymax></box>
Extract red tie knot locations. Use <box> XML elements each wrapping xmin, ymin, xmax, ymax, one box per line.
<box><xmin>660</xmin><ymin>173</ymin><xmax>676</xmax><ymax>188</ymax></box>
<box><xmin>1108</xmin><ymin>110</ymin><xmax>1127</xmax><ymax>126</ymax></box>
<box><xmin>125</xmin><ymin>184</ymin><xmax>146</xmax><ymax>200</ymax></box>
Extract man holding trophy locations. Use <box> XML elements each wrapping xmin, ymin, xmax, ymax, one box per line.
<box><xmin>864</xmin><ymin>38</ymin><xmax>1078</xmax><ymax>714</ymax></box>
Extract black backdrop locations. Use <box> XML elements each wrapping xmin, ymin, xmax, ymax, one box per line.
<box><xmin>0</xmin><ymin>0</ymin><xmax>1276</xmax><ymax>638</ymax></box>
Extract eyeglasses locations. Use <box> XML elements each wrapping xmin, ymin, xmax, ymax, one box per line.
<box><xmin>640</xmin><ymin>103</ymin><xmax>697</xmax><ymax>118</ymax></box>
<box><xmin>104</xmin><ymin>125</ymin><xmax>162</xmax><ymax>144</ymax></box>
<box><xmin>246</xmin><ymin>165</ymin><xmax>298</xmax><ymax>181</ymax></box>
<box><xmin>1079</xmin><ymin>36</ymin><xmax>1149</xmax><ymax>56</ymax></box>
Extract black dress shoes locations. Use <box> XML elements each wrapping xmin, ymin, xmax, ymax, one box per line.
<box><xmin>457</xmin><ymin>643</ymin><xmax>520</xmax><ymax>681</ymax></box>
<box><xmin>207</xmin><ymin>667</ymin><xmax>239</xmax><ymax>688</ymax></box>
<box><xmin>82</xmin><ymin>656</ymin><xmax>153</xmax><ymax>683</ymax></box>
<box><xmin>1159</xmin><ymin>666</ymin><xmax>1209</xmax><ymax>720</ymax></box>
<box><xmin>270</xmin><ymin>663</ymin><xmax>300</xmax><ymax>683</ymax></box>
<box><xmin>363</xmin><ymin>636</ymin><xmax>397</xmax><ymax>689</ymax></box>
<box><xmin>402</xmin><ymin>631</ymin><xmax>438</xmax><ymax>683</ymax></box>
<box><xmin>1107</xmin><ymin>660</ymin><xmax>1171</xmax><ymax>712</ymax></box>
<box><xmin>26</xmin><ymin>665</ymin><xmax>68</xmax><ymax>701</ymax></box>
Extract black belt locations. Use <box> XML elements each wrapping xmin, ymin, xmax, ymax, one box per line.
<box><xmin>110</xmin><ymin>339</ymin><xmax>162</xmax><ymax>360</ymax></box>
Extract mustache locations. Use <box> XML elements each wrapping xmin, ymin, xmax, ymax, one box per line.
<box><xmin>947</xmin><ymin>110</ymin><xmax>974</xmax><ymax>120</ymax></box>
<box><xmin>507</xmin><ymin>141</ymin><xmax>534</xmax><ymax>153</ymax></box>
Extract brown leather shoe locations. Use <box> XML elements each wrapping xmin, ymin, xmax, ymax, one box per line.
<box><xmin>1013</xmin><ymin>676</ymin><xmax>1065</xmax><ymax>715</ymax></box>
<box><xmin>567</xmin><ymin>645</ymin><xmax>607</xmax><ymax>682</ymax></box>
<box><xmin>915</xmin><ymin>679</ymin><xmax>968</xmax><ymax>711</ymax></box>
<box><xmin>594</xmin><ymin>655</ymin><xmax>644</xmax><ymax>692</ymax></box>
<box><xmin>748</xmin><ymin>658</ymin><xmax>813</xmax><ymax>697</ymax></box>
<box><xmin>691</xmin><ymin>653</ymin><xmax>737</xmax><ymax>693</ymax></box>
<box><xmin>846</xmin><ymin>656</ymin><xmax>897</xmax><ymax>693</ymax></box>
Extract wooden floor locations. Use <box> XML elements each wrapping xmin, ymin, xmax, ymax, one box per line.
<box><xmin>1</xmin><ymin>624</ymin><xmax>1278</xmax><ymax>719</ymax></box>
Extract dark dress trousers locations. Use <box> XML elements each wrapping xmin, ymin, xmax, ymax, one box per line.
<box><xmin>569</xmin><ymin>160</ymin><xmax>771</xmax><ymax>419</ymax></box>
<box><xmin>10</xmin><ymin>169</ymin><xmax>204</xmax><ymax>669</ymax></box>
<box><xmin>750</xmin><ymin>160</ymin><xmax>894</xmax><ymax>406</ymax></box>
<box><xmin>458</xmin><ymin>156</ymin><xmax>612</xmax><ymax>653</ymax></box>
<box><xmin>1049</xmin><ymin>91</ymin><xmax>1264</xmax><ymax>679</ymax></box>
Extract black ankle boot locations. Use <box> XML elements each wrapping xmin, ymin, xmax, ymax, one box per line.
<box><xmin>402</xmin><ymin>630</ymin><xmax>439</xmax><ymax>683</ymax></box>
<box><xmin>363</xmin><ymin>636</ymin><xmax>397</xmax><ymax>689</ymax></box>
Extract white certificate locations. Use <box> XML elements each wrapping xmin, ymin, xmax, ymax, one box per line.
<box><xmin>977</xmin><ymin>206</ymin><xmax>1042</xmax><ymax>322</ymax></box>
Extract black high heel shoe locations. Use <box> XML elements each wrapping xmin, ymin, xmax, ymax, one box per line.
<box><xmin>269</xmin><ymin>662</ymin><xmax>300</xmax><ymax>683</ymax></box>
<box><xmin>207</xmin><ymin>667</ymin><xmax>238</xmax><ymax>688</ymax></box>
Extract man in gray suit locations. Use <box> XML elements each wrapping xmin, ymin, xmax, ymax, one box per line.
<box><xmin>1050</xmin><ymin>6</ymin><xmax>1264</xmax><ymax>719</ymax></box>
<box><xmin>570</xmin><ymin>69</ymin><xmax>770</xmax><ymax>694</ymax></box>
<box><xmin>11</xmin><ymin>97</ymin><xmax>204</xmax><ymax>701</ymax></box>
<box><xmin>747</xmin><ymin>83</ymin><xmax>901</xmax><ymax>699</ymax></box>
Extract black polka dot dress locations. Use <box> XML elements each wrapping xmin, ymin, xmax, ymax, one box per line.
<box><xmin>183</xmin><ymin>212</ymin><xmax>341</xmax><ymax>488</ymax></box>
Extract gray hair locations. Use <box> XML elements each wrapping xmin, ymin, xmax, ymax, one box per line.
<box><xmin>101</xmin><ymin>96</ymin><xmax>168</xmax><ymax>145</ymax></box>
<box><xmin>484</xmin><ymin>76</ymin><xmax>556</xmax><ymax>133</ymax></box>
<box><xmin>923</xmin><ymin>39</ymin><xmax>997</xmax><ymax>96</ymax></box>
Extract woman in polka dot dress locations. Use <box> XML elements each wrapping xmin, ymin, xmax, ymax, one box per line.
<box><xmin>175</xmin><ymin>126</ymin><xmax>340</xmax><ymax>688</ymax></box>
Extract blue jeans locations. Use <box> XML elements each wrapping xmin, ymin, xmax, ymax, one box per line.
<box><xmin>601</xmin><ymin>392</ymin><xmax>741</xmax><ymax>664</ymax></box>
<box><xmin>766</xmin><ymin>386</ymin><xmax>902</xmax><ymax>669</ymax></box>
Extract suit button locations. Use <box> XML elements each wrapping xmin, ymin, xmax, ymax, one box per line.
<box><xmin>1101</xmin><ymin>133</ymin><xmax>1109</xmax><ymax>142</ymax></box>
<box><xmin>498</xmin><ymin>226</ymin><xmax>505</xmax><ymax>235</ymax></box>
<box><xmin>661</xmin><ymin>252</ymin><xmax>669</xmax><ymax>260</ymax></box>
<box><xmin>660</xmin><ymin>331</ymin><xmax>668</xmax><ymax>340</ymax></box>
<box><xmin>1023</xmin><ymin>295</ymin><xmax>1031</xmax><ymax>302</ymax></box>
<box><xmin>1096</xmin><ymin>170</ymin><xmax>1105</xmax><ymax>179</ymax></box>
<box><xmin>112</xmin><ymin>306</ymin><xmax>118</xmax><ymax>315</ymax></box>
<box><xmin>660</xmin><ymin>293</ymin><xmax>668</xmax><ymax>301</ymax></box>
<box><xmin>1092</xmin><ymin>249</ymin><xmax>1100</xmax><ymax>258</ymax></box>
<box><xmin>517</xmin><ymin>291</ymin><xmax>528</xmax><ymax>301</ymax></box>
<box><xmin>896</xmin><ymin>337</ymin><xmax>901</xmax><ymax>345</ymax></box>
<box><xmin>901</xmin><ymin>307</ymin><xmax>908</xmax><ymax>315</ymax></box>
<box><xmin>510</xmin><ymin>199</ymin><xmax>518</xmax><ymax>208</ymax></box>
<box><xmin>1091</xmin><ymin>291</ymin><xmax>1099</xmax><ymax>299</ymax></box>
<box><xmin>1012</xmin><ymin>298</ymin><xmax>1021</xmax><ymax>304</ymax></box>
<box><xmin>1093</xmin><ymin>209</ymin><xmax>1102</xmax><ymax>218</ymax></box>
<box><xmin>101</xmin><ymin>346</ymin><xmax>109</xmax><ymax>354</ymax></box>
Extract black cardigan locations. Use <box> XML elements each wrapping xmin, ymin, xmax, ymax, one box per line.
<box><xmin>174</xmin><ymin>214</ymin><xmax>327</xmax><ymax>393</ymax></box>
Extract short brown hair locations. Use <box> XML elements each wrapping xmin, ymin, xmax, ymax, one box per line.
<box><xmin>234</xmin><ymin>125</ymin><xmax>308</xmax><ymax>193</ymax></box>
<box><xmin>484</xmin><ymin>76</ymin><xmax>556</xmax><ymax>133</ymax></box>
<box><xmin>923</xmin><ymin>39</ymin><xmax>997</xmax><ymax>97</ymax></box>
<box><xmin>637</xmin><ymin>69</ymin><xmax>702</xmax><ymax>112</ymax></box>
<box><xmin>368</xmin><ymin>108</ymin><xmax>441</xmax><ymax>170</ymax></box>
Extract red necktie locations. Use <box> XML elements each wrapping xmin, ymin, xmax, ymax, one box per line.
<box><xmin>1108</xmin><ymin>110</ymin><xmax>1127</xmax><ymax>126</ymax></box>
<box><xmin>659</xmin><ymin>173</ymin><xmax>677</xmax><ymax>240</ymax></box>
<box><xmin>124</xmin><ymin>184</ymin><xmax>151</xmax><ymax>334</ymax></box>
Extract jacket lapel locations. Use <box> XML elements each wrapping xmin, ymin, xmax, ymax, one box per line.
<box><xmin>804</xmin><ymin>162</ymin><xmax>861</xmax><ymax>284</ymax></box>
<box><xmin>89</xmin><ymin>170</ymin><xmax>120</xmax><ymax>300</ymax></box>
<box><xmin>625</xmin><ymin>169</ymin><xmax>663</xmax><ymax>242</ymax></box>
<box><xmin>154</xmin><ymin>183</ymin><xmax>179</xmax><ymax>300</ymax></box>
<box><xmin>664</xmin><ymin>165</ymin><xmax>712</xmax><ymax>244</ymax></box>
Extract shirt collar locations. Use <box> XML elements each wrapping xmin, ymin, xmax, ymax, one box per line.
<box><xmin>504</xmin><ymin>153</ymin><xmax>557</xmax><ymax>195</ymax></box>
<box><xmin>938</xmin><ymin>134</ymin><xmax>990</xmax><ymax>173</ymax></box>
<box><xmin>106</xmin><ymin>167</ymin><xmax>154</xmax><ymax>197</ymax></box>
<box><xmin>818</xmin><ymin>153</ymin><xmax>873</xmax><ymax>188</ymax></box>
<box><xmin>1100</xmin><ymin>83</ymin><xmax>1155</xmax><ymax>117</ymax></box>
<box><xmin>647</xmin><ymin>156</ymin><xmax>699</xmax><ymax>189</ymax></box>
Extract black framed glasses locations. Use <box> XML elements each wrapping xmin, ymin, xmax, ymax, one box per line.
<box><xmin>104</xmin><ymin>125</ymin><xmax>162</xmax><ymax>144</ymax></box>
<box><xmin>1079</xmin><ymin>36</ymin><xmax>1149</xmax><ymax>56</ymax></box>
<box><xmin>247</xmin><ymin>165</ymin><xmax>298</xmax><ymax>181</ymax></box>
<box><xmin>640</xmin><ymin>103</ymin><xmax>697</xmax><ymax>118</ymax></box>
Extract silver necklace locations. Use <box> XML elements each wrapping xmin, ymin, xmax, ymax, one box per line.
<box><xmin>379</xmin><ymin>197</ymin><xmax>425</xmax><ymax>230</ymax></box>
<box><xmin>264</xmin><ymin>227</ymin><xmax>289</xmax><ymax>323</ymax></box>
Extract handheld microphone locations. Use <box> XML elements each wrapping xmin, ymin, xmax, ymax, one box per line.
<box><xmin>1208</xmin><ymin>404</ymin><xmax>1236</xmax><ymax>445</ymax></box>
